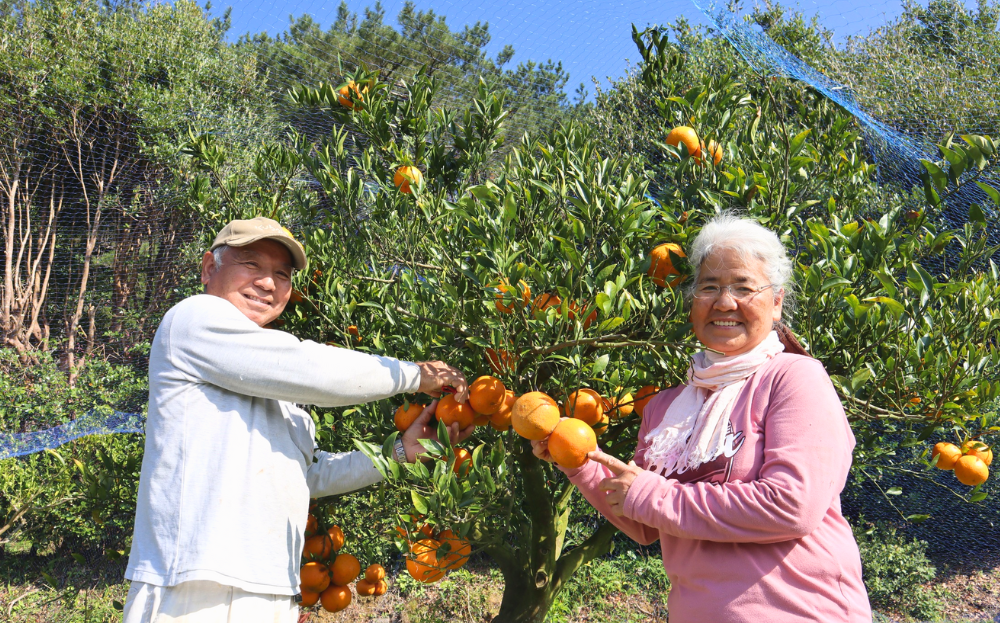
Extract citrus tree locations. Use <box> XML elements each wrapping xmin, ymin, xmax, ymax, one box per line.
<box><xmin>178</xmin><ymin>31</ymin><xmax>1000</xmax><ymax>621</ymax></box>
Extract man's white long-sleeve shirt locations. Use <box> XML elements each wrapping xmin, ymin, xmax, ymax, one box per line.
<box><xmin>125</xmin><ymin>294</ymin><xmax>421</xmax><ymax>595</ymax></box>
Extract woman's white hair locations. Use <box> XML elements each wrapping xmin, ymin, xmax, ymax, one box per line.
<box><xmin>685</xmin><ymin>213</ymin><xmax>796</xmax><ymax>320</ymax></box>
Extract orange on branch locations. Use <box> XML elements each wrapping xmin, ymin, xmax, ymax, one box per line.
<box><xmin>485</xmin><ymin>348</ymin><xmax>518</xmax><ymax>375</ymax></box>
<box><xmin>633</xmin><ymin>385</ymin><xmax>661</xmax><ymax>418</ymax></box>
<box><xmin>305</xmin><ymin>514</ymin><xmax>318</xmax><ymax>537</ymax></box>
<box><xmin>394</xmin><ymin>402</ymin><xmax>425</xmax><ymax>432</ymax></box>
<box><xmin>373</xmin><ymin>579</ymin><xmax>388</xmax><ymax>596</ymax></box>
<box><xmin>356</xmin><ymin>579</ymin><xmax>377</xmax><ymax>596</ymax></box>
<box><xmin>347</xmin><ymin>325</ymin><xmax>361</xmax><ymax>341</ymax></box>
<box><xmin>962</xmin><ymin>440</ymin><xmax>993</xmax><ymax>466</ymax></box>
<box><xmin>300</xmin><ymin>562</ymin><xmax>331</xmax><ymax>593</ymax></box>
<box><xmin>604</xmin><ymin>389</ymin><xmax>634</xmax><ymax>419</ymax></box>
<box><xmin>469</xmin><ymin>375</ymin><xmax>507</xmax><ymax>415</ymax></box>
<box><xmin>563</xmin><ymin>389</ymin><xmax>603</xmax><ymax>426</ymax></box>
<box><xmin>330</xmin><ymin>554</ymin><xmax>361</xmax><ymax>586</ymax></box>
<box><xmin>954</xmin><ymin>455</ymin><xmax>989</xmax><ymax>486</ymax></box>
<box><xmin>303</xmin><ymin>534</ymin><xmax>332</xmax><ymax>560</ymax></box>
<box><xmin>511</xmin><ymin>392</ymin><xmax>560</xmax><ymax>440</ymax></box>
<box><xmin>327</xmin><ymin>525</ymin><xmax>345</xmax><ymax>552</ymax></box>
<box><xmin>932</xmin><ymin>442</ymin><xmax>963</xmax><ymax>470</ymax></box>
<box><xmin>648</xmin><ymin>243</ymin><xmax>686</xmax><ymax>288</ymax></box>
<box><xmin>393</xmin><ymin>165</ymin><xmax>423</xmax><ymax>194</ymax></box>
<box><xmin>407</xmin><ymin>539</ymin><xmax>445</xmax><ymax>583</ymax></box>
<box><xmin>494</xmin><ymin>281</ymin><xmax>531</xmax><ymax>314</ymax></box>
<box><xmin>531</xmin><ymin>292</ymin><xmax>562</xmax><ymax>317</ymax></box>
<box><xmin>438</xmin><ymin>529</ymin><xmax>472</xmax><ymax>570</ymax></box>
<box><xmin>548</xmin><ymin>418</ymin><xmax>598</xmax><ymax>469</ymax></box>
<box><xmin>300</xmin><ymin>590</ymin><xmax>320</xmax><ymax>607</ymax></box>
<box><xmin>436</xmin><ymin>394</ymin><xmax>475</xmax><ymax>429</ymax></box>
<box><xmin>666</xmin><ymin>126</ymin><xmax>702</xmax><ymax>161</ymax></box>
<box><xmin>702</xmin><ymin>140</ymin><xmax>724</xmax><ymax>166</ymax></box>
<box><xmin>568</xmin><ymin>301</ymin><xmax>598</xmax><ymax>329</ymax></box>
<box><xmin>473</xmin><ymin>412</ymin><xmax>491</xmax><ymax>426</ymax></box>
<box><xmin>337</xmin><ymin>80</ymin><xmax>367</xmax><ymax>110</ymax></box>
<box><xmin>453</xmin><ymin>448</ymin><xmax>473</xmax><ymax>476</ymax></box>
<box><xmin>319</xmin><ymin>584</ymin><xmax>352</xmax><ymax>613</ymax></box>
<box><xmin>364</xmin><ymin>564</ymin><xmax>386</xmax><ymax>583</ymax></box>
<box><xmin>489</xmin><ymin>390</ymin><xmax>517</xmax><ymax>431</ymax></box>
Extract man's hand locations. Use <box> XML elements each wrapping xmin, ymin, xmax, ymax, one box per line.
<box><xmin>590</xmin><ymin>450</ymin><xmax>643</xmax><ymax>516</ymax></box>
<box><xmin>401</xmin><ymin>400</ymin><xmax>475</xmax><ymax>463</ymax></box>
<box><xmin>416</xmin><ymin>361</ymin><xmax>469</xmax><ymax>401</ymax></box>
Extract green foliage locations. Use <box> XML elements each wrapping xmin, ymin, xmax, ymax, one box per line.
<box><xmin>853</xmin><ymin>519</ymin><xmax>946</xmax><ymax>620</ymax></box>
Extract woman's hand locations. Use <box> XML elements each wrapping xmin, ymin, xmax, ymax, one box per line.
<box><xmin>589</xmin><ymin>450</ymin><xmax>643</xmax><ymax>516</ymax></box>
<box><xmin>401</xmin><ymin>400</ymin><xmax>475</xmax><ymax>463</ymax></box>
<box><xmin>530</xmin><ymin>437</ymin><xmax>554</xmax><ymax>463</ymax></box>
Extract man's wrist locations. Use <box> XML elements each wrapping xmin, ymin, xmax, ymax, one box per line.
<box><xmin>393</xmin><ymin>438</ymin><xmax>408</xmax><ymax>463</ymax></box>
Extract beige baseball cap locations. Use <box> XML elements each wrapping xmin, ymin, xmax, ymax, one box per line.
<box><xmin>210</xmin><ymin>217</ymin><xmax>307</xmax><ymax>270</ymax></box>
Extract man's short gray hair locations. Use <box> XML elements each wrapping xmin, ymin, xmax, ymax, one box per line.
<box><xmin>212</xmin><ymin>244</ymin><xmax>230</xmax><ymax>272</ymax></box>
<box><xmin>685</xmin><ymin>213</ymin><xmax>796</xmax><ymax>320</ymax></box>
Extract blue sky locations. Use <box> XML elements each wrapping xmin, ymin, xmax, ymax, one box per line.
<box><xmin>207</xmin><ymin>0</ymin><xmax>965</xmax><ymax>95</ymax></box>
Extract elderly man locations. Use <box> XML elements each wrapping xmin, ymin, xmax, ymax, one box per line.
<box><xmin>122</xmin><ymin>217</ymin><xmax>470</xmax><ymax>622</ymax></box>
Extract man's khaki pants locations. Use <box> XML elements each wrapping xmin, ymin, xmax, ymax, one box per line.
<box><xmin>122</xmin><ymin>580</ymin><xmax>298</xmax><ymax>623</ymax></box>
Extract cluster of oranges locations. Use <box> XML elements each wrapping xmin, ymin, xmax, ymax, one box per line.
<box><xmin>665</xmin><ymin>125</ymin><xmax>724</xmax><ymax>167</ymax></box>
<box><xmin>508</xmin><ymin>386</ymin><xmax>659</xmax><ymax>468</ymax></box>
<box><xmin>394</xmin><ymin>375</ymin><xmax>517</xmax><ymax>435</ymax></box>
<box><xmin>397</xmin><ymin>523</ymin><xmax>473</xmax><ymax>584</ymax></box>
<box><xmin>491</xmin><ymin>281</ymin><xmax>599</xmax><ymax>329</ymax></box>
<box><xmin>298</xmin><ymin>511</ymin><xmax>388</xmax><ymax>613</ymax></box>
<box><xmin>931</xmin><ymin>440</ymin><xmax>992</xmax><ymax>486</ymax></box>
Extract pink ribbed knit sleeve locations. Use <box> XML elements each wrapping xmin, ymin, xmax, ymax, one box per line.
<box><xmin>620</xmin><ymin>358</ymin><xmax>853</xmax><ymax>544</ymax></box>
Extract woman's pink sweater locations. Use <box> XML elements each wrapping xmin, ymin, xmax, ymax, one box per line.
<box><xmin>564</xmin><ymin>353</ymin><xmax>872</xmax><ymax>622</ymax></box>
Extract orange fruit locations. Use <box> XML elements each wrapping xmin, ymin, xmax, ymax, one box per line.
<box><xmin>336</xmin><ymin>80</ymin><xmax>367</xmax><ymax>110</ymax></box>
<box><xmin>666</xmin><ymin>126</ymin><xmax>701</xmax><ymax>161</ymax></box>
<box><xmin>511</xmin><ymin>392</ymin><xmax>560</xmax><ymax>440</ymax></box>
<box><xmin>438</xmin><ymin>529</ymin><xmax>472</xmax><ymax>570</ymax></box>
<box><xmin>453</xmin><ymin>448</ymin><xmax>473</xmax><ymax>476</ymax></box>
<box><xmin>290</xmin><ymin>289</ymin><xmax>304</xmax><ymax>304</ymax></box>
<box><xmin>393</xmin><ymin>165</ymin><xmax>423</xmax><ymax>194</ymax></box>
<box><xmin>347</xmin><ymin>325</ymin><xmax>361</xmax><ymax>341</ymax></box>
<box><xmin>485</xmin><ymin>348</ymin><xmax>518</xmax><ymax>375</ymax></box>
<box><xmin>469</xmin><ymin>376</ymin><xmax>507</xmax><ymax>415</ymax></box>
<box><xmin>330</xmin><ymin>554</ymin><xmax>361</xmax><ymax>585</ymax></box>
<box><xmin>303</xmin><ymin>534</ymin><xmax>332</xmax><ymax>560</ymax></box>
<box><xmin>494</xmin><ymin>281</ymin><xmax>531</xmax><ymax>314</ymax></box>
<box><xmin>373</xmin><ymin>579</ymin><xmax>388</xmax><ymax>596</ymax></box>
<box><xmin>633</xmin><ymin>385</ymin><xmax>660</xmax><ymax>417</ymax></box>
<box><xmin>604</xmin><ymin>389</ymin><xmax>634</xmax><ymax>419</ymax></box>
<box><xmin>932</xmin><ymin>442</ymin><xmax>963</xmax><ymax>470</ymax></box>
<box><xmin>648</xmin><ymin>243</ymin><xmax>686</xmax><ymax>287</ymax></box>
<box><xmin>532</xmin><ymin>292</ymin><xmax>562</xmax><ymax>317</ymax></box>
<box><xmin>962</xmin><ymin>440</ymin><xmax>993</xmax><ymax>466</ymax></box>
<box><xmin>436</xmin><ymin>394</ymin><xmax>475</xmax><ymax>429</ymax></box>
<box><xmin>300</xmin><ymin>562</ymin><xmax>331</xmax><ymax>593</ymax></box>
<box><xmin>319</xmin><ymin>584</ymin><xmax>352</xmax><ymax>613</ymax></box>
<box><xmin>364</xmin><ymin>564</ymin><xmax>386</xmax><ymax>583</ymax></box>
<box><xmin>593</xmin><ymin>412</ymin><xmax>610</xmax><ymax>436</ymax></box>
<box><xmin>394</xmin><ymin>402</ymin><xmax>425</xmax><ymax>432</ymax></box>
<box><xmin>305</xmin><ymin>514</ymin><xmax>318</xmax><ymax>537</ymax></box>
<box><xmin>300</xmin><ymin>589</ymin><xmax>320</xmax><ymax>607</ymax></box>
<box><xmin>356</xmin><ymin>578</ymin><xmax>377</xmax><ymax>596</ymax></box>
<box><xmin>407</xmin><ymin>538</ymin><xmax>445</xmax><ymax>583</ymax></box>
<box><xmin>489</xmin><ymin>390</ymin><xmax>517</xmax><ymax>431</ymax></box>
<box><xmin>327</xmin><ymin>525</ymin><xmax>345</xmax><ymax>552</ymax></box>
<box><xmin>701</xmin><ymin>140</ymin><xmax>723</xmax><ymax>166</ymax></box>
<box><xmin>568</xmin><ymin>301</ymin><xmax>598</xmax><ymax>329</ymax></box>
<box><xmin>954</xmin><ymin>455</ymin><xmax>989</xmax><ymax>486</ymax></box>
<box><xmin>473</xmin><ymin>412</ymin><xmax>491</xmax><ymax>426</ymax></box>
<box><xmin>547</xmin><ymin>418</ymin><xmax>598</xmax><ymax>469</ymax></box>
<box><xmin>563</xmin><ymin>389</ymin><xmax>603</xmax><ymax>426</ymax></box>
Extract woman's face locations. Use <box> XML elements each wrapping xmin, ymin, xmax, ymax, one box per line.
<box><xmin>689</xmin><ymin>247</ymin><xmax>783</xmax><ymax>356</ymax></box>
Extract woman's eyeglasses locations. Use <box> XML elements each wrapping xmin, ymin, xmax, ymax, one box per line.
<box><xmin>693</xmin><ymin>283</ymin><xmax>775</xmax><ymax>301</ymax></box>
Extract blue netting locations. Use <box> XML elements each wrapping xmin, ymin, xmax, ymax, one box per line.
<box><xmin>0</xmin><ymin>411</ymin><xmax>145</xmax><ymax>461</ymax></box>
<box><xmin>692</xmin><ymin>1</ymin><xmax>999</xmax><ymax>240</ymax></box>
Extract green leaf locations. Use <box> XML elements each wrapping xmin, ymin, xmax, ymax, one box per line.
<box><xmin>969</xmin><ymin>203</ymin><xmax>988</xmax><ymax>224</ymax></box>
<box><xmin>592</xmin><ymin>354</ymin><xmax>610</xmax><ymax>375</ymax></box>
<box><xmin>885</xmin><ymin>486</ymin><xmax>902</xmax><ymax>496</ymax></box>
<box><xmin>905</xmin><ymin>514</ymin><xmax>930</xmax><ymax>523</ymax></box>
<box><xmin>863</xmin><ymin>296</ymin><xmax>905</xmax><ymax>319</ymax></box>
<box><xmin>503</xmin><ymin>192</ymin><xmax>518</xmax><ymax>222</ymax></box>
<box><xmin>789</xmin><ymin>128</ymin><xmax>811</xmax><ymax>157</ymax></box>
<box><xmin>975</xmin><ymin>181</ymin><xmax>1000</xmax><ymax>206</ymax></box>
<box><xmin>821</xmin><ymin>277</ymin><xmax>851</xmax><ymax>291</ymax></box>
<box><xmin>920</xmin><ymin>160</ymin><xmax>948</xmax><ymax>191</ymax></box>
<box><xmin>970</xmin><ymin>491</ymin><xmax>988</xmax><ymax>502</ymax></box>
<box><xmin>410</xmin><ymin>490</ymin><xmax>429</xmax><ymax>514</ymax></box>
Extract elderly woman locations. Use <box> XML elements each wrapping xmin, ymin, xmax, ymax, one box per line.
<box><xmin>534</xmin><ymin>215</ymin><xmax>871</xmax><ymax>622</ymax></box>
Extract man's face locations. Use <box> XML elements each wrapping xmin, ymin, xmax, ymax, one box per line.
<box><xmin>201</xmin><ymin>239</ymin><xmax>294</xmax><ymax>327</ymax></box>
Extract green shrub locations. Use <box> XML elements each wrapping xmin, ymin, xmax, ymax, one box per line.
<box><xmin>853</xmin><ymin>519</ymin><xmax>946</xmax><ymax>620</ymax></box>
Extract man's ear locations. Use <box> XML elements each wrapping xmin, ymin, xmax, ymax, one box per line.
<box><xmin>201</xmin><ymin>251</ymin><xmax>216</xmax><ymax>286</ymax></box>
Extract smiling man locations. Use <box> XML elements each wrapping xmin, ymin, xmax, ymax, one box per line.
<box><xmin>123</xmin><ymin>217</ymin><xmax>470</xmax><ymax>623</ymax></box>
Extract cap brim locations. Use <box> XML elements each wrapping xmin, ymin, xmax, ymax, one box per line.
<box><xmin>213</xmin><ymin>234</ymin><xmax>307</xmax><ymax>270</ymax></box>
